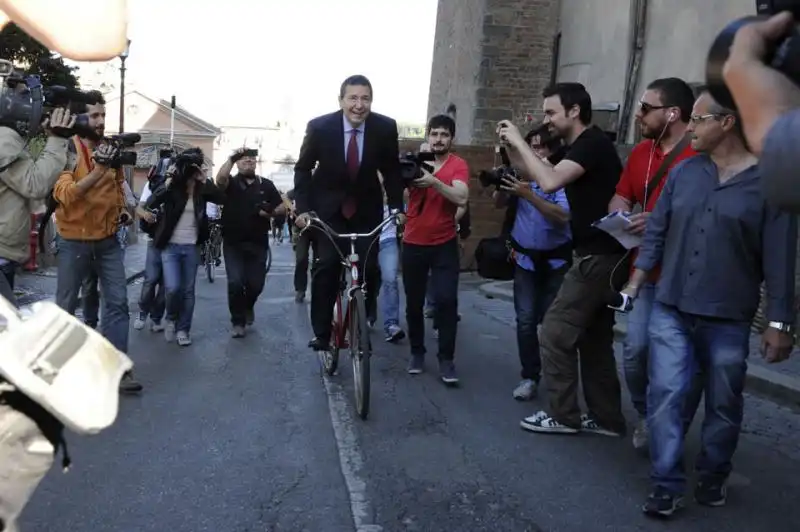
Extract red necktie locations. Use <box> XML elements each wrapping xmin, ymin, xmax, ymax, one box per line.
<box><xmin>342</xmin><ymin>129</ymin><xmax>359</xmax><ymax>219</ymax></box>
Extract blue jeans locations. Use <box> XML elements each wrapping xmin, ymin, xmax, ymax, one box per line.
<box><xmin>161</xmin><ymin>243</ymin><xmax>200</xmax><ymax>333</ymax></box>
<box><xmin>81</xmin><ymin>227</ymin><xmax>128</xmax><ymax>327</ymax></box>
<box><xmin>138</xmin><ymin>240</ymin><xmax>165</xmax><ymax>322</ymax></box>
<box><xmin>622</xmin><ymin>282</ymin><xmax>656</xmax><ymax>418</ymax></box>
<box><xmin>513</xmin><ymin>264</ymin><xmax>565</xmax><ymax>381</ymax></box>
<box><xmin>648</xmin><ymin>302</ymin><xmax>750</xmax><ymax>494</ymax></box>
<box><xmin>56</xmin><ymin>237</ymin><xmax>129</xmax><ymax>353</ymax></box>
<box><xmin>378</xmin><ymin>238</ymin><xmax>400</xmax><ymax>331</ymax></box>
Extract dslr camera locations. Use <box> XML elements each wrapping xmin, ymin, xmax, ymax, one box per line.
<box><xmin>707</xmin><ymin>0</ymin><xmax>800</xmax><ymax>109</ymax></box>
<box><xmin>478</xmin><ymin>146</ymin><xmax>519</xmax><ymax>189</ymax></box>
<box><xmin>165</xmin><ymin>147</ymin><xmax>206</xmax><ymax>186</ymax></box>
<box><xmin>0</xmin><ymin>59</ymin><xmax>103</xmax><ymax>138</ymax></box>
<box><xmin>399</xmin><ymin>151</ymin><xmax>436</xmax><ymax>184</ymax></box>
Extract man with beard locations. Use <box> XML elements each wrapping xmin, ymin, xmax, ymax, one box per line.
<box><xmin>608</xmin><ymin>77</ymin><xmax>697</xmax><ymax>451</ymax></box>
<box><xmin>216</xmin><ymin>148</ymin><xmax>285</xmax><ymax>338</ymax></box>
<box><xmin>403</xmin><ymin>114</ymin><xmax>469</xmax><ymax>383</ymax></box>
<box><xmin>498</xmin><ymin>82</ymin><xmax>627</xmax><ymax>436</ymax></box>
<box><xmin>294</xmin><ymin>75</ymin><xmax>405</xmax><ymax>352</ymax></box>
<box><xmin>52</xmin><ymin>94</ymin><xmax>142</xmax><ymax>394</ymax></box>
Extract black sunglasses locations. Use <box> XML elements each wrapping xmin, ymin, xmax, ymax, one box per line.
<box><xmin>638</xmin><ymin>101</ymin><xmax>670</xmax><ymax>115</ymax></box>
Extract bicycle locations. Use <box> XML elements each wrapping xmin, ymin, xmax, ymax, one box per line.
<box><xmin>201</xmin><ymin>221</ymin><xmax>222</xmax><ymax>282</ymax></box>
<box><xmin>301</xmin><ymin>210</ymin><xmax>399</xmax><ymax>420</ymax></box>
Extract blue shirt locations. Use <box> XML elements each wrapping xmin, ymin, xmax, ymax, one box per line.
<box><xmin>510</xmin><ymin>183</ymin><xmax>572</xmax><ymax>271</ymax></box>
<box><xmin>635</xmin><ymin>155</ymin><xmax>797</xmax><ymax>323</ymax></box>
<box><xmin>343</xmin><ymin>115</ymin><xmax>365</xmax><ymax>163</ymax></box>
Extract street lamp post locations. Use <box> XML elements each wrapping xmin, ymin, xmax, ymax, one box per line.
<box><xmin>118</xmin><ymin>39</ymin><xmax>130</xmax><ymax>134</ymax></box>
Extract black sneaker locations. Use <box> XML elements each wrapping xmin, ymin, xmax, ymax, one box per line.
<box><xmin>407</xmin><ymin>355</ymin><xmax>424</xmax><ymax>374</ymax></box>
<box><xmin>694</xmin><ymin>479</ymin><xmax>727</xmax><ymax>507</ymax></box>
<box><xmin>119</xmin><ymin>372</ymin><xmax>143</xmax><ymax>395</ymax></box>
<box><xmin>439</xmin><ymin>360</ymin><xmax>459</xmax><ymax>385</ymax></box>
<box><xmin>642</xmin><ymin>486</ymin><xmax>684</xmax><ymax>518</ymax></box>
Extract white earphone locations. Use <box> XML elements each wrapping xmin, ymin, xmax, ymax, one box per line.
<box><xmin>669</xmin><ymin>110</ymin><xmax>677</xmax><ymax>121</ymax></box>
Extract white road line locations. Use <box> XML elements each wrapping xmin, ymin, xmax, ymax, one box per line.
<box><xmin>320</xmin><ymin>359</ymin><xmax>383</xmax><ymax>532</ymax></box>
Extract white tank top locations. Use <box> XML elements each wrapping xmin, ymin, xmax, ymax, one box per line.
<box><xmin>169</xmin><ymin>200</ymin><xmax>197</xmax><ymax>245</ymax></box>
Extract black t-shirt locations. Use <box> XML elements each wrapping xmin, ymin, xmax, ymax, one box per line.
<box><xmin>221</xmin><ymin>175</ymin><xmax>283</xmax><ymax>244</ymax></box>
<box><xmin>562</xmin><ymin>126</ymin><xmax>625</xmax><ymax>255</ymax></box>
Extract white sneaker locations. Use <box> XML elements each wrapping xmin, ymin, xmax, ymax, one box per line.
<box><xmin>133</xmin><ymin>314</ymin><xmax>146</xmax><ymax>330</ymax></box>
<box><xmin>632</xmin><ymin>418</ymin><xmax>649</xmax><ymax>450</ymax></box>
<box><xmin>176</xmin><ymin>331</ymin><xmax>192</xmax><ymax>346</ymax></box>
<box><xmin>164</xmin><ymin>320</ymin><xmax>176</xmax><ymax>342</ymax></box>
<box><xmin>513</xmin><ymin>379</ymin><xmax>538</xmax><ymax>401</ymax></box>
<box><xmin>580</xmin><ymin>414</ymin><xmax>625</xmax><ymax>437</ymax></box>
<box><xmin>151</xmin><ymin>320</ymin><xmax>164</xmax><ymax>333</ymax></box>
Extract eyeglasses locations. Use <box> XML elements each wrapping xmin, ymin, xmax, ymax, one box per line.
<box><xmin>689</xmin><ymin>113</ymin><xmax>723</xmax><ymax>124</ymax></box>
<box><xmin>638</xmin><ymin>101</ymin><xmax>669</xmax><ymax>115</ymax></box>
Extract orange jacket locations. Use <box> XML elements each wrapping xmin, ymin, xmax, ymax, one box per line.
<box><xmin>54</xmin><ymin>137</ymin><xmax>126</xmax><ymax>240</ymax></box>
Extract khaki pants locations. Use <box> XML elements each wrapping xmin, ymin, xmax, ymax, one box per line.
<box><xmin>539</xmin><ymin>253</ymin><xmax>629</xmax><ymax>432</ymax></box>
<box><xmin>0</xmin><ymin>404</ymin><xmax>55</xmax><ymax>532</ymax></box>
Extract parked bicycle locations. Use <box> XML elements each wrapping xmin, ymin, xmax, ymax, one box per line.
<box><xmin>301</xmin><ymin>210</ymin><xmax>399</xmax><ymax>420</ymax></box>
<box><xmin>201</xmin><ymin>221</ymin><xmax>222</xmax><ymax>282</ymax></box>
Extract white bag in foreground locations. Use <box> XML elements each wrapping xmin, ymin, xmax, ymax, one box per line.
<box><xmin>0</xmin><ymin>297</ymin><xmax>132</xmax><ymax>435</ymax></box>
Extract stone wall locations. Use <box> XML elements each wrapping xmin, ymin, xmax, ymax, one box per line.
<box><xmin>427</xmin><ymin>0</ymin><xmax>561</xmax><ymax>146</ymax></box>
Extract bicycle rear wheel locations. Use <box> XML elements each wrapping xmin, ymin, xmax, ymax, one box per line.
<box><xmin>265</xmin><ymin>246</ymin><xmax>273</xmax><ymax>274</ymax></box>
<box><xmin>205</xmin><ymin>248</ymin><xmax>215</xmax><ymax>283</ymax></box>
<box><xmin>349</xmin><ymin>288</ymin><xmax>371</xmax><ymax>420</ymax></box>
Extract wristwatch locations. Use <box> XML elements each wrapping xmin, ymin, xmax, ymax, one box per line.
<box><xmin>768</xmin><ymin>321</ymin><xmax>795</xmax><ymax>334</ymax></box>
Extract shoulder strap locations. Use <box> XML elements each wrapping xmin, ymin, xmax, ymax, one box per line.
<box><xmin>643</xmin><ymin>134</ymin><xmax>690</xmax><ymax>202</ymax></box>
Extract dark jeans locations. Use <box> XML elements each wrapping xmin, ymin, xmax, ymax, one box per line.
<box><xmin>293</xmin><ymin>227</ymin><xmax>313</xmax><ymax>293</ymax></box>
<box><xmin>0</xmin><ymin>260</ymin><xmax>17</xmax><ymax>307</ymax></box>
<box><xmin>223</xmin><ymin>240</ymin><xmax>268</xmax><ymax>327</ymax></box>
<box><xmin>138</xmin><ymin>241</ymin><xmax>165</xmax><ymax>322</ymax></box>
<box><xmin>161</xmin><ymin>243</ymin><xmax>200</xmax><ymax>333</ymax></box>
<box><xmin>648</xmin><ymin>302</ymin><xmax>750</xmax><ymax>495</ymax></box>
<box><xmin>81</xmin><ymin>272</ymin><xmax>100</xmax><ymax>328</ymax></box>
<box><xmin>310</xmin><ymin>216</ymin><xmax>379</xmax><ymax>343</ymax></box>
<box><xmin>56</xmin><ymin>237</ymin><xmax>129</xmax><ymax>353</ymax></box>
<box><xmin>539</xmin><ymin>253</ymin><xmax>628</xmax><ymax>432</ymax></box>
<box><xmin>514</xmin><ymin>264</ymin><xmax>566</xmax><ymax>382</ymax></box>
<box><xmin>402</xmin><ymin>238</ymin><xmax>460</xmax><ymax>360</ymax></box>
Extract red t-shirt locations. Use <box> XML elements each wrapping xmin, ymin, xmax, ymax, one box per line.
<box><xmin>403</xmin><ymin>154</ymin><xmax>470</xmax><ymax>246</ymax></box>
<box><xmin>616</xmin><ymin>139</ymin><xmax>696</xmax><ymax>279</ymax></box>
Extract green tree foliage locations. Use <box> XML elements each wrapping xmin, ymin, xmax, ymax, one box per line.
<box><xmin>0</xmin><ymin>23</ymin><xmax>79</xmax><ymax>88</ymax></box>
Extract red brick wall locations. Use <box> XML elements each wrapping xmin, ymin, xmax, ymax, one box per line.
<box><xmin>427</xmin><ymin>0</ymin><xmax>561</xmax><ymax>145</ymax></box>
<box><xmin>399</xmin><ymin>140</ymin><xmax>501</xmax><ymax>270</ymax></box>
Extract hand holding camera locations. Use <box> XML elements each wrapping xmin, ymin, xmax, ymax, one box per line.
<box><xmin>92</xmin><ymin>144</ymin><xmax>120</xmax><ymax>168</ymax></box>
<box><xmin>230</xmin><ymin>147</ymin><xmax>258</xmax><ymax>163</ymax></box>
<box><xmin>496</xmin><ymin>120</ymin><xmax>525</xmax><ymax>148</ymax></box>
<box><xmin>43</xmin><ymin>107</ymin><xmax>76</xmax><ymax>138</ymax></box>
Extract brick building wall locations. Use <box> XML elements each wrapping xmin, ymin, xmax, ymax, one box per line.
<box><xmin>427</xmin><ymin>0</ymin><xmax>561</xmax><ymax>146</ymax></box>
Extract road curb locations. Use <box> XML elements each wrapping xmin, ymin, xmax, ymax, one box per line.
<box><xmin>477</xmin><ymin>281</ymin><xmax>800</xmax><ymax>409</ymax></box>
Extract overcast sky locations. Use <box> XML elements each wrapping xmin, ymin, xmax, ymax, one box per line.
<box><xmin>69</xmin><ymin>0</ymin><xmax>438</xmax><ymax>129</ymax></box>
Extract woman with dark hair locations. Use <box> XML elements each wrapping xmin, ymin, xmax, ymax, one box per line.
<box><xmin>145</xmin><ymin>149</ymin><xmax>225</xmax><ymax>346</ymax></box>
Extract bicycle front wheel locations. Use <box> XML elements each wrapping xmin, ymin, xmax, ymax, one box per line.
<box><xmin>349</xmin><ymin>288</ymin><xmax>371</xmax><ymax>420</ymax></box>
<box><xmin>205</xmin><ymin>245</ymin><xmax>215</xmax><ymax>283</ymax></box>
<box><xmin>265</xmin><ymin>246</ymin><xmax>273</xmax><ymax>274</ymax></box>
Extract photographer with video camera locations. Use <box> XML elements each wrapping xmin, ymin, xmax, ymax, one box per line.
<box><xmin>50</xmin><ymin>94</ymin><xmax>143</xmax><ymax>394</ymax></box>
<box><xmin>146</xmin><ymin>147</ymin><xmax>224</xmax><ymax>346</ymax></box>
<box><xmin>498</xmin><ymin>83</ymin><xmax>628</xmax><ymax>437</ymax></box>
<box><xmin>0</xmin><ymin>96</ymin><xmax>75</xmax><ymax>306</ymax></box>
<box><xmin>402</xmin><ymin>114</ymin><xmax>469</xmax><ymax>384</ymax></box>
<box><xmin>714</xmin><ymin>7</ymin><xmax>800</xmax><ymax>211</ymax></box>
<box><xmin>215</xmin><ymin>147</ymin><xmax>284</xmax><ymax>338</ymax></box>
<box><xmin>488</xmin><ymin>124</ymin><xmax>572</xmax><ymax>402</ymax></box>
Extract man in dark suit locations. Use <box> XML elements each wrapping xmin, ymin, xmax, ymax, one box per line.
<box><xmin>294</xmin><ymin>74</ymin><xmax>406</xmax><ymax>350</ymax></box>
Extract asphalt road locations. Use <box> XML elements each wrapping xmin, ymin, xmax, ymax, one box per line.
<box><xmin>20</xmin><ymin>244</ymin><xmax>800</xmax><ymax>532</ymax></box>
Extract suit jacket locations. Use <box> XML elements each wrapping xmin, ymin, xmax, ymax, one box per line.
<box><xmin>293</xmin><ymin>110</ymin><xmax>404</xmax><ymax>228</ymax></box>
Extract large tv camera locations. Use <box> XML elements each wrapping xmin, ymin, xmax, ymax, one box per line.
<box><xmin>478</xmin><ymin>146</ymin><xmax>519</xmax><ymax>189</ymax></box>
<box><xmin>0</xmin><ymin>59</ymin><xmax>103</xmax><ymax>138</ymax></box>
<box><xmin>399</xmin><ymin>151</ymin><xmax>435</xmax><ymax>184</ymax></box>
<box><xmin>706</xmin><ymin>0</ymin><xmax>800</xmax><ymax>109</ymax></box>
<box><xmin>161</xmin><ymin>146</ymin><xmax>206</xmax><ymax>186</ymax></box>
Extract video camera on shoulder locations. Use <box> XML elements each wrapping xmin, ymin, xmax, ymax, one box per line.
<box><xmin>707</xmin><ymin>0</ymin><xmax>800</xmax><ymax>109</ymax></box>
<box><xmin>0</xmin><ymin>59</ymin><xmax>103</xmax><ymax>138</ymax></box>
<box><xmin>399</xmin><ymin>151</ymin><xmax>436</xmax><ymax>184</ymax></box>
<box><xmin>478</xmin><ymin>146</ymin><xmax>518</xmax><ymax>189</ymax></box>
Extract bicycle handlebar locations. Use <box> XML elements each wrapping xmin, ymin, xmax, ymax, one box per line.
<box><xmin>300</xmin><ymin>209</ymin><xmax>400</xmax><ymax>240</ymax></box>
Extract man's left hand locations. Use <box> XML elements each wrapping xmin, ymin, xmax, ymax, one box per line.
<box><xmin>396</xmin><ymin>213</ymin><xmax>407</xmax><ymax>225</ymax></box>
<box><xmin>761</xmin><ymin>327</ymin><xmax>794</xmax><ymax>363</ymax></box>
<box><xmin>626</xmin><ymin>212</ymin><xmax>650</xmax><ymax>236</ymax></box>
<box><xmin>499</xmin><ymin>174</ymin><xmax>529</xmax><ymax>197</ymax></box>
<box><xmin>412</xmin><ymin>169</ymin><xmax>438</xmax><ymax>188</ymax></box>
